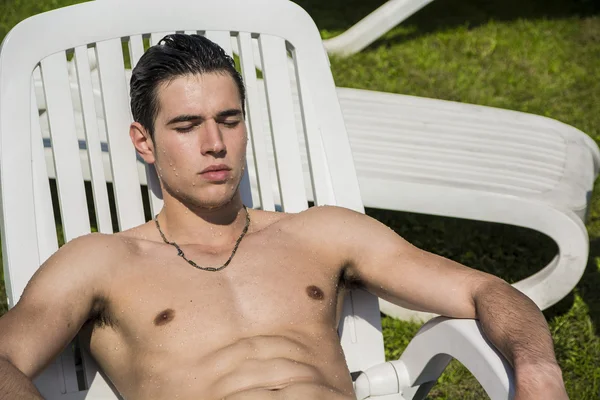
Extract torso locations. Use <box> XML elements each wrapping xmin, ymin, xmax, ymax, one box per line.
<box><xmin>80</xmin><ymin>208</ymin><xmax>356</xmax><ymax>400</ymax></box>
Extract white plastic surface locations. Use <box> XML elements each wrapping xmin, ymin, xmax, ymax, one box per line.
<box><xmin>74</xmin><ymin>45</ymin><xmax>113</xmax><ymax>234</ymax></box>
<box><xmin>95</xmin><ymin>38</ymin><xmax>145</xmax><ymax>230</ymax></box>
<box><xmin>237</xmin><ymin>32</ymin><xmax>276</xmax><ymax>211</ymax></box>
<box><xmin>205</xmin><ymin>31</ymin><xmax>233</xmax><ymax>56</ymax></box>
<box><xmin>354</xmin><ymin>361</ymin><xmax>401</xmax><ymax>399</ymax></box>
<box><xmin>41</xmin><ymin>52</ymin><xmax>91</xmax><ymax>242</ymax></box>
<box><xmin>30</xmin><ymin>80</ymin><xmax>59</xmax><ymax>264</ymax></box>
<box><xmin>323</xmin><ymin>0</ymin><xmax>436</xmax><ymax>56</ymax></box>
<box><xmin>353</xmin><ymin>318</ymin><xmax>515</xmax><ymax>399</ymax></box>
<box><xmin>398</xmin><ymin>317</ymin><xmax>514</xmax><ymax>400</ymax></box>
<box><xmin>258</xmin><ymin>35</ymin><xmax>307</xmax><ymax>212</ymax></box>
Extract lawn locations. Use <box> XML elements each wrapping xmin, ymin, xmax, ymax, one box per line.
<box><xmin>1</xmin><ymin>0</ymin><xmax>599</xmax><ymax>398</ymax></box>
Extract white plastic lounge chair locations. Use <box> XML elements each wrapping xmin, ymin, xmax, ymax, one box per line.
<box><xmin>0</xmin><ymin>0</ymin><xmax>515</xmax><ymax>398</ymax></box>
<box><xmin>322</xmin><ymin>0</ymin><xmax>436</xmax><ymax>56</ymax></box>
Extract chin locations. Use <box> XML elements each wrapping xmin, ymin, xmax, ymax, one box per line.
<box><xmin>164</xmin><ymin>180</ymin><xmax>240</xmax><ymax>210</ymax></box>
<box><xmin>193</xmin><ymin>197</ymin><xmax>235</xmax><ymax>210</ymax></box>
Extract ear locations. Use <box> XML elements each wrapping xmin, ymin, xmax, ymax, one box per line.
<box><xmin>130</xmin><ymin>122</ymin><xmax>156</xmax><ymax>164</ymax></box>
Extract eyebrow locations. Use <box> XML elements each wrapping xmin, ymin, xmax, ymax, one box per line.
<box><xmin>166</xmin><ymin>109</ymin><xmax>243</xmax><ymax>125</ymax></box>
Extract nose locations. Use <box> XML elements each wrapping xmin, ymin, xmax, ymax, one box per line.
<box><xmin>200</xmin><ymin>119</ymin><xmax>226</xmax><ymax>156</ymax></box>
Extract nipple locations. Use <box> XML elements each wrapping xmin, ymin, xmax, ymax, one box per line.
<box><xmin>306</xmin><ymin>285</ymin><xmax>325</xmax><ymax>301</ymax></box>
<box><xmin>154</xmin><ymin>308</ymin><xmax>176</xmax><ymax>326</ymax></box>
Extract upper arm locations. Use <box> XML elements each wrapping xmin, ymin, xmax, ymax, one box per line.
<box><xmin>0</xmin><ymin>234</ymin><xmax>110</xmax><ymax>377</ymax></box>
<box><xmin>321</xmin><ymin>207</ymin><xmax>499</xmax><ymax>318</ymax></box>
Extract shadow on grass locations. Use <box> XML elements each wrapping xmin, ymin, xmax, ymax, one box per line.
<box><xmin>581</xmin><ymin>238</ymin><xmax>600</xmax><ymax>331</ymax></box>
<box><xmin>294</xmin><ymin>0</ymin><xmax>599</xmax><ymax>42</ymax></box>
<box><xmin>366</xmin><ymin>207</ymin><xmax>558</xmax><ymax>284</ymax></box>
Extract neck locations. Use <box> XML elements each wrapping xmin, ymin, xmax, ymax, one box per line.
<box><xmin>156</xmin><ymin>194</ymin><xmax>248</xmax><ymax>247</ymax></box>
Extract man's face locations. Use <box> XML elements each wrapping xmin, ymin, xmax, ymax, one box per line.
<box><xmin>151</xmin><ymin>72</ymin><xmax>247</xmax><ymax>209</ymax></box>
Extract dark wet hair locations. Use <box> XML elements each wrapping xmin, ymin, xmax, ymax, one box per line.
<box><xmin>130</xmin><ymin>34</ymin><xmax>246</xmax><ymax>136</ymax></box>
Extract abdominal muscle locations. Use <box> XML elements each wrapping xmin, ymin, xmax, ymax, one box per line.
<box><xmin>215</xmin><ymin>357</ymin><xmax>353</xmax><ymax>400</ymax></box>
<box><xmin>195</xmin><ymin>331</ymin><xmax>355</xmax><ymax>400</ymax></box>
<box><xmin>97</xmin><ymin>328</ymin><xmax>356</xmax><ymax>400</ymax></box>
<box><xmin>223</xmin><ymin>383</ymin><xmax>355</xmax><ymax>400</ymax></box>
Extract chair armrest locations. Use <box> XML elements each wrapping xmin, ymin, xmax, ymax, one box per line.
<box><xmin>354</xmin><ymin>317</ymin><xmax>515</xmax><ymax>400</ymax></box>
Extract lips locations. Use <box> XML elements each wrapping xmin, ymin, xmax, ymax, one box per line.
<box><xmin>200</xmin><ymin>164</ymin><xmax>232</xmax><ymax>181</ymax></box>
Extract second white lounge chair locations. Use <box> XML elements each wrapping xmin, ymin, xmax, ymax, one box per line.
<box><xmin>322</xmin><ymin>0</ymin><xmax>436</xmax><ymax>56</ymax></box>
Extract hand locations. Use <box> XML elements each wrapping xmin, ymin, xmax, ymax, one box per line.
<box><xmin>514</xmin><ymin>363</ymin><xmax>569</xmax><ymax>400</ymax></box>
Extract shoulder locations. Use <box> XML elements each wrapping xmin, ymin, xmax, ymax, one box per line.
<box><xmin>43</xmin><ymin>231</ymin><xmax>143</xmax><ymax>278</ymax></box>
<box><xmin>246</xmin><ymin>205</ymin><xmax>359</xmax><ymax>232</ymax></box>
<box><xmin>280</xmin><ymin>205</ymin><xmax>367</xmax><ymax>232</ymax></box>
<box><xmin>263</xmin><ymin>205</ymin><xmax>372</xmax><ymax>250</ymax></box>
<box><xmin>280</xmin><ymin>205</ymin><xmax>410</xmax><ymax>257</ymax></box>
<box><xmin>59</xmin><ymin>231</ymin><xmax>134</xmax><ymax>257</ymax></box>
<box><xmin>245</xmin><ymin>205</ymin><xmax>383</xmax><ymax>246</ymax></box>
<box><xmin>19</xmin><ymin>233</ymin><xmax>125</xmax><ymax>307</ymax></box>
<box><xmin>304</xmin><ymin>205</ymin><xmax>363</xmax><ymax>221</ymax></box>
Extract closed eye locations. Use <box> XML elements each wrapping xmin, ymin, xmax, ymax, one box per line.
<box><xmin>174</xmin><ymin>125</ymin><xmax>196</xmax><ymax>133</ymax></box>
<box><xmin>220</xmin><ymin>120</ymin><xmax>241</xmax><ymax>128</ymax></box>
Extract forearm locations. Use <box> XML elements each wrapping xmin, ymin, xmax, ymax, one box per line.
<box><xmin>0</xmin><ymin>356</ymin><xmax>43</xmax><ymax>399</ymax></box>
<box><xmin>473</xmin><ymin>278</ymin><xmax>566</xmax><ymax>397</ymax></box>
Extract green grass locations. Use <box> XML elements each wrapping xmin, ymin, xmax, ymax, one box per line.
<box><xmin>1</xmin><ymin>0</ymin><xmax>600</xmax><ymax>398</ymax></box>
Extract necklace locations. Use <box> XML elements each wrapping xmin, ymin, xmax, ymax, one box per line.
<box><xmin>154</xmin><ymin>205</ymin><xmax>250</xmax><ymax>272</ymax></box>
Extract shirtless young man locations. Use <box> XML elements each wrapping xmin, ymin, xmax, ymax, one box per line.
<box><xmin>0</xmin><ymin>34</ymin><xmax>568</xmax><ymax>400</ymax></box>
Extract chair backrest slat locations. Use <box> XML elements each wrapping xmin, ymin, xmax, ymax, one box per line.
<box><xmin>59</xmin><ymin>344</ymin><xmax>80</xmax><ymax>393</ymax></box>
<box><xmin>290</xmin><ymin>53</ymin><xmax>336</xmax><ymax>206</ymax></box>
<box><xmin>95</xmin><ymin>38</ymin><xmax>144</xmax><ymax>230</ymax></box>
<box><xmin>258</xmin><ymin>35</ymin><xmax>307</xmax><ymax>212</ymax></box>
<box><xmin>40</xmin><ymin>52</ymin><xmax>91</xmax><ymax>241</ymax></box>
<box><xmin>34</xmin><ymin>72</ymin><xmax>100</xmax><ymax>397</ymax></box>
<box><xmin>31</xmin><ymin>81</ymin><xmax>59</xmax><ymax>262</ymax></box>
<box><xmin>74</xmin><ymin>45</ymin><xmax>113</xmax><ymax>234</ymax></box>
<box><xmin>128</xmin><ymin>35</ymin><xmax>145</xmax><ymax>67</ymax></box>
<box><xmin>205</xmin><ymin>31</ymin><xmax>233</xmax><ymax>56</ymax></box>
<box><xmin>237</xmin><ymin>32</ymin><xmax>275</xmax><ymax>211</ymax></box>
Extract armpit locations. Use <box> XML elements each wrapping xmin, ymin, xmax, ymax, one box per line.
<box><xmin>90</xmin><ymin>296</ymin><xmax>117</xmax><ymax>329</ymax></box>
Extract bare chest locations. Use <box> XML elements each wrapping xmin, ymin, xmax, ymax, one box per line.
<box><xmin>89</xmin><ymin>231</ymin><xmax>345</xmax><ymax>353</ymax></box>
